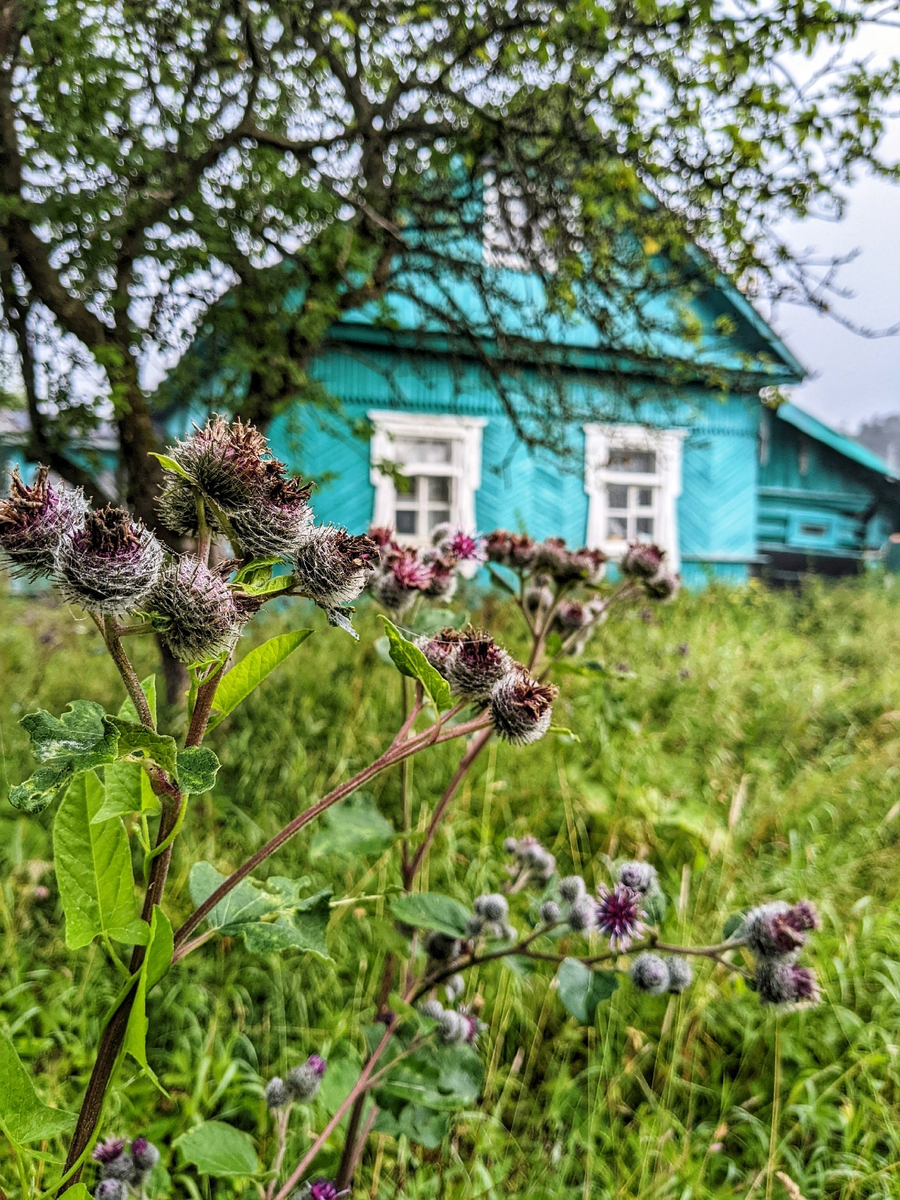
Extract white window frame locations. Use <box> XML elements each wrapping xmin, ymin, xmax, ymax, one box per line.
<box><xmin>583</xmin><ymin>423</ymin><xmax>686</xmax><ymax>570</ymax></box>
<box><xmin>369</xmin><ymin>410</ymin><xmax>486</xmax><ymax>546</ymax></box>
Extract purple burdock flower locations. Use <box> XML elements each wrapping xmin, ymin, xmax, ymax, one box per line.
<box><xmin>0</xmin><ymin>466</ymin><xmax>88</xmax><ymax>580</ymax></box>
<box><xmin>620</xmin><ymin>542</ymin><xmax>666</xmax><ymax>580</ymax></box>
<box><xmin>489</xmin><ymin>670</ymin><xmax>558</xmax><ymax>745</ymax></box>
<box><xmin>286</xmin><ymin>1054</ymin><xmax>327</xmax><ymax>1102</ymax></box>
<box><xmin>744</xmin><ymin>901</ymin><xmax>818</xmax><ymax>958</ymax></box>
<box><xmin>55</xmin><ymin>505</ymin><xmax>163</xmax><ymax>615</ymax></box>
<box><xmin>300</xmin><ymin>1180</ymin><xmax>349</xmax><ymax>1200</ymax></box>
<box><xmin>129</xmin><ymin>1137</ymin><xmax>160</xmax><ymax>1172</ymax></box>
<box><xmin>417</xmin><ymin>627</ymin><xmax>463</xmax><ymax>676</ymax></box>
<box><xmin>146</xmin><ymin>557</ymin><xmax>245</xmax><ymax>663</ymax></box>
<box><xmin>92</xmin><ymin>1138</ymin><xmax>126</xmax><ymax>1165</ymax></box>
<box><xmin>421</xmin><ymin>551</ymin><xmax>458</xmax><ymax>601</ymax></box>
<box><xmin>643</xmin><ymin>569</ymin><xmax>680</xmax><ymax>601</ymax></box>
<box><xmin>445</xmin><ymin>630</ymin><xmax>512</xmax><ymax>701</ymax></box>
<box><xmin>158</xmin><ymin>415</ymin><xmax>271</xmax><ymax>525</ymax></box>
<box><xmin>484</xmin><ymin>529</ymin><xmax>538</xmax><ymax>570</ymax></box>
<box><xmin>595</xmin><ymin>883</ymin><xmax>645</xmax><ymax>951</ymax></box>
<box><xmin>431</xmin><ymin>523</ymin><xmax>487</xmax><ymax>564</ymax></box>
<box><xmin>554</xmin><ymin>600</ymin><xmax>592</xmax><ymax>631</ymax></box>
<box><xmin>94</xmin><ymin>1181</ymin><xmax>128</xmax><ymax>1200</ymax></box>
<box><xmin>292</xmin><ymin>525</ymin><xmax>377</xmax><ymax>634</ymax></box>
<box><xmin>307</xmin><ymin>1054</ymin><xmax>327</xmax><ymax>1078</ymax></box>
<box><xmin>370</xmin><ymin>547</ymin><xmax>433</xmax><ymax>612</ymax></box>
<box><xmin>755</xmin><ymin>959</ymin><xmax>822</xmax><ymax>1007</ymax></box>
<box><xmin>230</xmin><ymin>467</ymin><xmax>315</xmax><ymax>558</ymax></box>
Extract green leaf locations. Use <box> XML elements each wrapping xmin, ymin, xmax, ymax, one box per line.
<box><xmin>0</xmin><ymin>1031</ymin><xmax>76</xmax><ymax>1145</ymax></box>
<box><xmin>123</xmin><ymin>906</ymin><xmax>174</xmax><ymax>1075</ymax></box>
<box><xmin>723</xmin><ymin>912</ymin><xmax>747</xmax><ymax>940</ymax></box>
<box><xmin>486</xmin><ymin>564</ymin><xmax>517</xmax><ymax>596</ymax></box>
<box><xmin>176</xmin><ymin>747</ymin><xmax>220</xmax><ymax>794</ymax></box>
<box><xmin>10</xmin><ymin>701</ymin><xmax>120</xmax><ymax>813</ymax></box>
<box><xmin>310</xmin><ymin>793</ymin><xmax>394</xmax><ymax>859</ymax></box>
<box><xmin>111</xmin><ymin>720</ymin><xmax>178</xmax><ymax>777</ymax></box>
<box><xmin>53</xmin><ymin>771</ymin><xmax>148</xmax><ymax>949</ymax></box>
<box><xmin>207</xmin><ymin>630</ymin><xmax>313</xmax><ymax>730</ymax></box>
<box><xmin>397</xmin><ymin>1103</ymin><xmax>449</xmax><ymax>1148</ymax></box>
<box><xmin>556</xmin><ymin>958</ymin><xmax>618</xmax><ymax>1023</ymax></box>
<box><xmin>188</xmin><ymin>863</ymin><xmax>332</xmax><ymax>958</ymax></box>
<box><xmin>232</xmin><ymin>556</ymin><xmax>281</xmax><ymax>584</ymax></box>
<box><xmin>389</xmin><ymin>892</ymin><xmax>471</xmax><ymax>938</ymax></box>
<box><xmin>379</xmin><ymin>618</ymin><xmax>452</xmax><ymax>711</ymax></box>
<box><xmin>149</xmin><ymin>452</ymin><xmax>194</xmax><ymax>482</ymax></box>
<box><xmin>175</xmin><ymin>1120</ymin><xmax>259</xmax><ymax>1177</ymax></box>
<box><xmin>93</xmin><ymin>762</ymin><xmax>159</xmax><ymax>823</ymax></box>
<box><xmin>643</xmin><ymin>888</ymin><xmax>668</xmax><ymax>927</ymax></box>
<box><xmin>117</xmin><ymin>675</ymin><xmax>158</xmax><ymax>727</ymax></box>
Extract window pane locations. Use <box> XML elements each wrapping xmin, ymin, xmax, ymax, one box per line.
<box><xmin>394</xmin><ymin>438</ymin><xmax>452</xmax><ymax>464</ymax></box>
<box><xmin>608</xmin><ymin>448</ymin><xmax>656</xmax><ymax>473</ymax></box>
<box><xmin>607</xmin><ymin>515</ymin><xmax>628</xmax><ymax>540</ymax></box>
<box><xmin>636</xmin><ymin>517</ymin><xmax>655</xmax><ymax>537</ymax></box>
<box><xmin>396</xmin><ymin>510</ymin><xmax>418</xmax><ymax>535</ymax></box>
<box><xmin>427</xmin><ymin>509</ymin><xmax>451</xmax><ymax>532</ymax></box>
<box><xmin>637</xmin><ymin>487</ymin><xmax>654</xmax><ymax>508</ymax></box>
<box><xmin>428</xmin><ymin>476</ymin><xmax>451</xmax><ymax>502</ymax></box>
<box><xmin>607</xmin><ymin>484</ymin><xmax>628</xmax><ymax>509</ymax></box>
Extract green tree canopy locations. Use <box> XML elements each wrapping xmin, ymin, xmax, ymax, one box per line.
<box><xmin>0</xmin><ymin>0</ymin><xmax>897</xmax><ymax>518</ymax></box>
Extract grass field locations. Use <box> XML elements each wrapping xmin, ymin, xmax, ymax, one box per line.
<box><xmin>3</xmin><ymin>576</ymin><xmax>900</xmax><ymax>1199</ymax></box>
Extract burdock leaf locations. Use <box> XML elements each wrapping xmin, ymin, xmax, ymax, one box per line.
<box><xmin>117</xmin><ymin>675</ymin><xmax>158</xmax><ymax>727</ymax></box>
<box><xmin>176</xmin><ymin>747</ymin><xmax>220</xmax><ymax>794</ymax></box>
<box><xmin>556</xmin><ymin>958</ymin><xmax>618</xmax><ymax>1023</ymax></box>
<box><xmin>92</xmin><ymin>762</ymin><xmax>159</xmax><ymax>823</ymax></box>
<box><xmin>10</xmin><ymin>702</ymin><xmax>122</xmax><ymax>814</ymax></box>
<box><xmin>123</xmin><ymin>906</ymin><xmax>174</xmax><ymax>1078</ymax></box>
<box><xmin>379</xmin><ymin>618</ymin><xmax>452</xmax><ymax>711</ymax></box>
<box><xmin>0</xmin><ymin>1031</ymin><xmax>76</xmax><ymax>1145</ymax></box>
<box><xmin>149</xmin><ymin>452</ymin><xmax>194</xmax><ymax>481</ymax></box>
<box><xmin>389</xmin><ymin>893</ymin><xmax>471</xmax><ymax>938</ymax></box>
<box><xmin>111</xmin><ymin>720</ymin><xmax>178</xmax><ymax>777</ymax></box>
<box><xmin>174</xmin><ymin>1121</ymin><xmax>259</xmax><ymax>1177</ymax></box>
<box><xmin>53</xmin><ymin>771</ymin><xmax>148</xmax><ymax>949</ymax></box>
<box><xmin>207</xmin><ymin>630</ymin><xmax>313</xmax><ymax>730</ymax></box>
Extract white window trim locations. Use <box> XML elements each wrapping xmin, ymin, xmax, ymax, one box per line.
<box><xmin>369</xmin><ymin>410</ymin><xmax>487</xmax><ymax>543</ymax></box>
<box><xmin>583</xmin><ymin>423</ymin><xmax>686</xmax><ymax>570</ymax></box>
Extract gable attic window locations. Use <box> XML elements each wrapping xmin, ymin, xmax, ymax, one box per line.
<box><xmin>583</xmin><ymin>424</ymin><xmax>686</xmax><ymax>569</ymax></box>
<box><xmin>369</xmin><ymin>411</ymin><xmax>486</xmax><ymax>546</ymax></box>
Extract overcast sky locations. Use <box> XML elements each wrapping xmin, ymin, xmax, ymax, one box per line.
<box><xmin>770</xmin><ymin>32</ymin><xmax>900</xmax><ymax>434</ymax></box>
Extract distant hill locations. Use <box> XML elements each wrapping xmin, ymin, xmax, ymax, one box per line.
<box><xmin>855</xmin><ymin>415</ymin><xmax>900</xmax><ymax>474</ymax></box>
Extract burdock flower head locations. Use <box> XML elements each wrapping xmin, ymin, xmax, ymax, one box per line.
<box><xmin>55</xmin><ymin>506</ymin><xmax>163</xmax><ymax>615</ymax></box>
<box><xmin>445</xmin><ymin>629</ymin><xmax>512</xmax><ymax>701</ymax></box>
<box><xmin>620</xmin><ymin>542</ymin><xmax>666</xmax><ymax>580</ymax></box>
<box><xmin>298</xmin><ymin>1180</ymin><xmax>349</xmax><ymax>1200</ymax></box>
<box><xmin>643</xmin><ymin>569</ymin><xmax>681</xmax><ymax>601</ymax></box>
<box><xmin>629</xmin><ymin>952</ymin><xmax>670</xmax><ymax>995</ymax></box>
<box><xmin>230</xmin><ymin>465</ymin><xmax>314</xmax><ymax>558</ymax></box>
<box><xmin>431</xmin><ymin>523</ymin><xmax>486</xmax><ymax>565</ymax></box>
<box><xmin>743</xmin><ymin>901</ymin><xmax>820</xmax><ymax>958</ymax></box>
<box><xmin>370</xmin><ymin>547</ymin><xmax>433</xmax><ymax>613</ymax></box>
<box><xmin>484</xmin><ymin>530</ymin><xmax>538</xmax><ymax>571</ymax></box>
<box><xmin>505</xmin><ymin>834</ymin><xmax>556</xmax><ymax>886</ymax></box>
<box><xmin>595</xmin><ymin>882</ymin><xmax>644</xmax><ymax>951</ymax></box>
<box><xmin>159</xmin><ymin>416</ymin><xmax>270</xmax><ymax>526</ymax></box>
<box><xmin>489</xmin><ymin>669</ymin><xmax>558</xmax><ymax>745</ymax></box>
<box><xmin>146</xmin><ymin>557</ymin><xmax>245</xmax><ymax>663</ymax></box>
<box><xmin>286</xmin><ymin>1054</ymin><xmax>327</xmax><ymax>1103</ymax></box>
<box><xmin>0</xmin><ymin>466</ymin><xmax>88</xmax><ymax>579</ymax></box>
<box><xmin>755</xmin><ymin>959</ymin><xmax>822</xmax><ymax>1007</ymax></box>
<box><xmin>292</xmin><ymin>524</ymin><xmax>377</xmax><ymax>634</ymax></box>
<box><xmin>617</xmin><ymin>861</ymin><xmax>659</xmax><ymax>896</ymax></box>
<box><xmin>420</xmin><ymin>550</ymin><xmax>458</xmax><ymax>601</ymax></box>
<box><xmin>417</xmin><ymin>627</ymin><xmax>464</xmax><ymax>676</ymax></box>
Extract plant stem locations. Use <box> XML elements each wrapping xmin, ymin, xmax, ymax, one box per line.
<box><xmin>101</xmin><ymin>616</ymin><xmax>154</xmax><ymax>728</ymax></box>
<box><xmin>185</xmin><ymin>660</ymin><xmax>227</xmax><ymax>747</ymax></box>
<box><xmin>172</xmin><ymin>713</ymin><xmax>492</xmax><ymax>954</ymax></box>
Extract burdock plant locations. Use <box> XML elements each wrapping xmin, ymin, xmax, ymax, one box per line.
<box><xmin>0</xmin><ymin>419</ymin><xmax>823</xmax><ymax>1198</ymax></box>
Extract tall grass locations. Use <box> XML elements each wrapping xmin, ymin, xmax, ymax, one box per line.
<box><xmin>3</xmin><ymin>577</ymin><xmax>900</xmax><ymax>1198</ymax></box>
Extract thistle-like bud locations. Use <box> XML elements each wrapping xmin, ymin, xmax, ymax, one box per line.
<box><xmin>465</xmin><ymin>915</ymin><xmax>485</xmax><ymax>938</ymax></box>
<box><xmin>92</xmin><ymin>1139</ymin><xmax>126</xmax><ymax>1168</ymax></box>
<box><xmin>474</xmin><ymin>893</ymin><xmax>509</xmax><ymax>923</ymax></box>
<box><xmin>445</xmin><ymin>631</ymin><xmax>512</xmax><ymax>701</ymax></box>
<box><xmin>286</xmin><ymin>1055</ymin><xmax>327</xmax><ymax>1103</ymax></box>
<box><xmin>617</xmin><ymin>862</ymin><xmax>659</xmax><ymax>896</ymax></box>
<box><xmin>292</xmin><ymin>525</ymin><xmax>376</xmax><ymax>632</ymax></box>
<box><xmin>524</xmin><ymin>577</ymin><xmax>554</xmax><ymax>616</ymax></box>
<box><xmin>744</xmin><ymin>901</ymin><xmax>817</xmax><ymax>958</ymax></box>
<box><xmin>161</xmin><ymin>416</ymin><xmax>271</xmax><ymax>519</ymax></box>
<box><xmin>506</xmin><ymin>834</ymin><xmax>556</xmax><ymax>884</ymax></box>
<box><xmin>0</xmin><ymin>466</ymin><xmax>88</xmax><ymax>579</ymax></box>
<box><xmin>265</xmin><ymin>1077</ymin><xmax>292</xmax><ymax>1109</ymax></box>
<box><xmin>620</xmin><ymin>542</ymin><xmax>666</xmax><ymax>580</ymax></box>
<box><xmin>421</xmin><ymin>999</ymin><xmax>446</xmax><ymax>1021</ymax></box>
<box><xmin>230</xmin><ymin>467</ymin><xmax>314</xmax><ymax>558</ymax></box>
<box><xmin>553</xmin><ymin>600</ymin><xmax>592</xmax><ymax>631</ymax></box>
<box><xmin>369</xmin><ymin>548</ymin><xmax>433</xmax><ymax>613</ymax></box>
<box><xmin>437</xmin><ymin>1010</ymin><xmax>468</xmax><ymax>1044</ymax></box>
<box><xmin>129</xmin><ymin>1138</ymin><xmax>160</xmax><ymax>1173</ymax></box>
<box><xmin>431</xmin><ymin>524</ymin><xmax>486</xmax><ymax>565</ymax></box>
<box><xmin>540</xmin><ymin>900</ymin><xmax>562</xmax><ymax>924</ymax></box>
<box><xmin>595</xmin><ymin>883</ymin><xmax>645</xmax><ymax>951</ymax></box>
<box><xmin>94</xmin><ymin>1182</ymin><xmax>128</xmax><ymax>1200</ymax></box>
<box><xmin>665</xmin><ymin>956</ymin><xmax>694</xmax><ymax>994</ymax></box>
<box><xmin>445</xmin><ymin>974</ymin><xmax>464</xmax><ymax>1002</ymax></box>
<box><xmin>420</xmin><ymin>550</ymin><xmax>458</xmax><ymax>601</ymax></box>
<box><xmin>484</xmin><ymin>529</ymin><xmax>538</xmax><ymax>570</ymax></box>
<box><xmin>567</xmin><ymin>899</ymin><xmax>596</xmax><ymax>933</ymax></box>
<box><xmin>145</xmin><ymin>557</ymin><xmax>245</xmax><ymax>663</ymax></box>
<box><xmin>644</xmin><ymin>569</ymin><xmax>680</xmax><ymax>601</ymax></box>
<box><xmin>558</xmin><ymin>876</ymin><xmax>586</xmax><ymax>903</ymax></box>
<box><xmin>755</xmin><ymin>959</ymin><xmax>821</xmax><ymax>1006</ymax></box>
<box><xmin>489</xmin><ymin>670</ymin><xmax>558</xmax><ymax>745</ymax></box>
<box><xmin>424</xmin><ymin>931</ymin><xmax>463</xmax><ymax>962</ymax></box>
<box><xmin>417</xmin><ymin>627</ymin><xmax>464</xmax><ymax>677</ymax></box>
<box><xmin>55</xmin><ymin>506</ymin><xmax>163</xmax><ymax>615</ymax></box>
<box><xmin>535</xmin><ymin>539</ymin><xmax>606</xmax><ymax>585</ymax></box>
<box><xmin>629</xmin><ymin>952</ymin><xmax>670</xmax><ymax>995</ymax></box>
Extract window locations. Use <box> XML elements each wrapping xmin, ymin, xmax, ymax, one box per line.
<box><xmin>369</xmin><ymin>412</ymin><xmax>486</xmax><ymax>546</ymax></box>
<box><xmin>583</xmin><ymin>424</ymin><xmax>686</xmax><ymax>568</ymax></box>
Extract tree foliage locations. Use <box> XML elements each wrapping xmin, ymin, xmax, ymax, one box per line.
<box><xmin>0</xmin><ymin>0</ymin><xmax>898</xmax><ymax>514</ymax></box>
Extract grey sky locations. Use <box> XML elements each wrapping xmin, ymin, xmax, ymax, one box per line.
<box><xmin>772</xmin><ymin>32</ymin><xmax>900</xmax><ymax>433</ymax></box>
